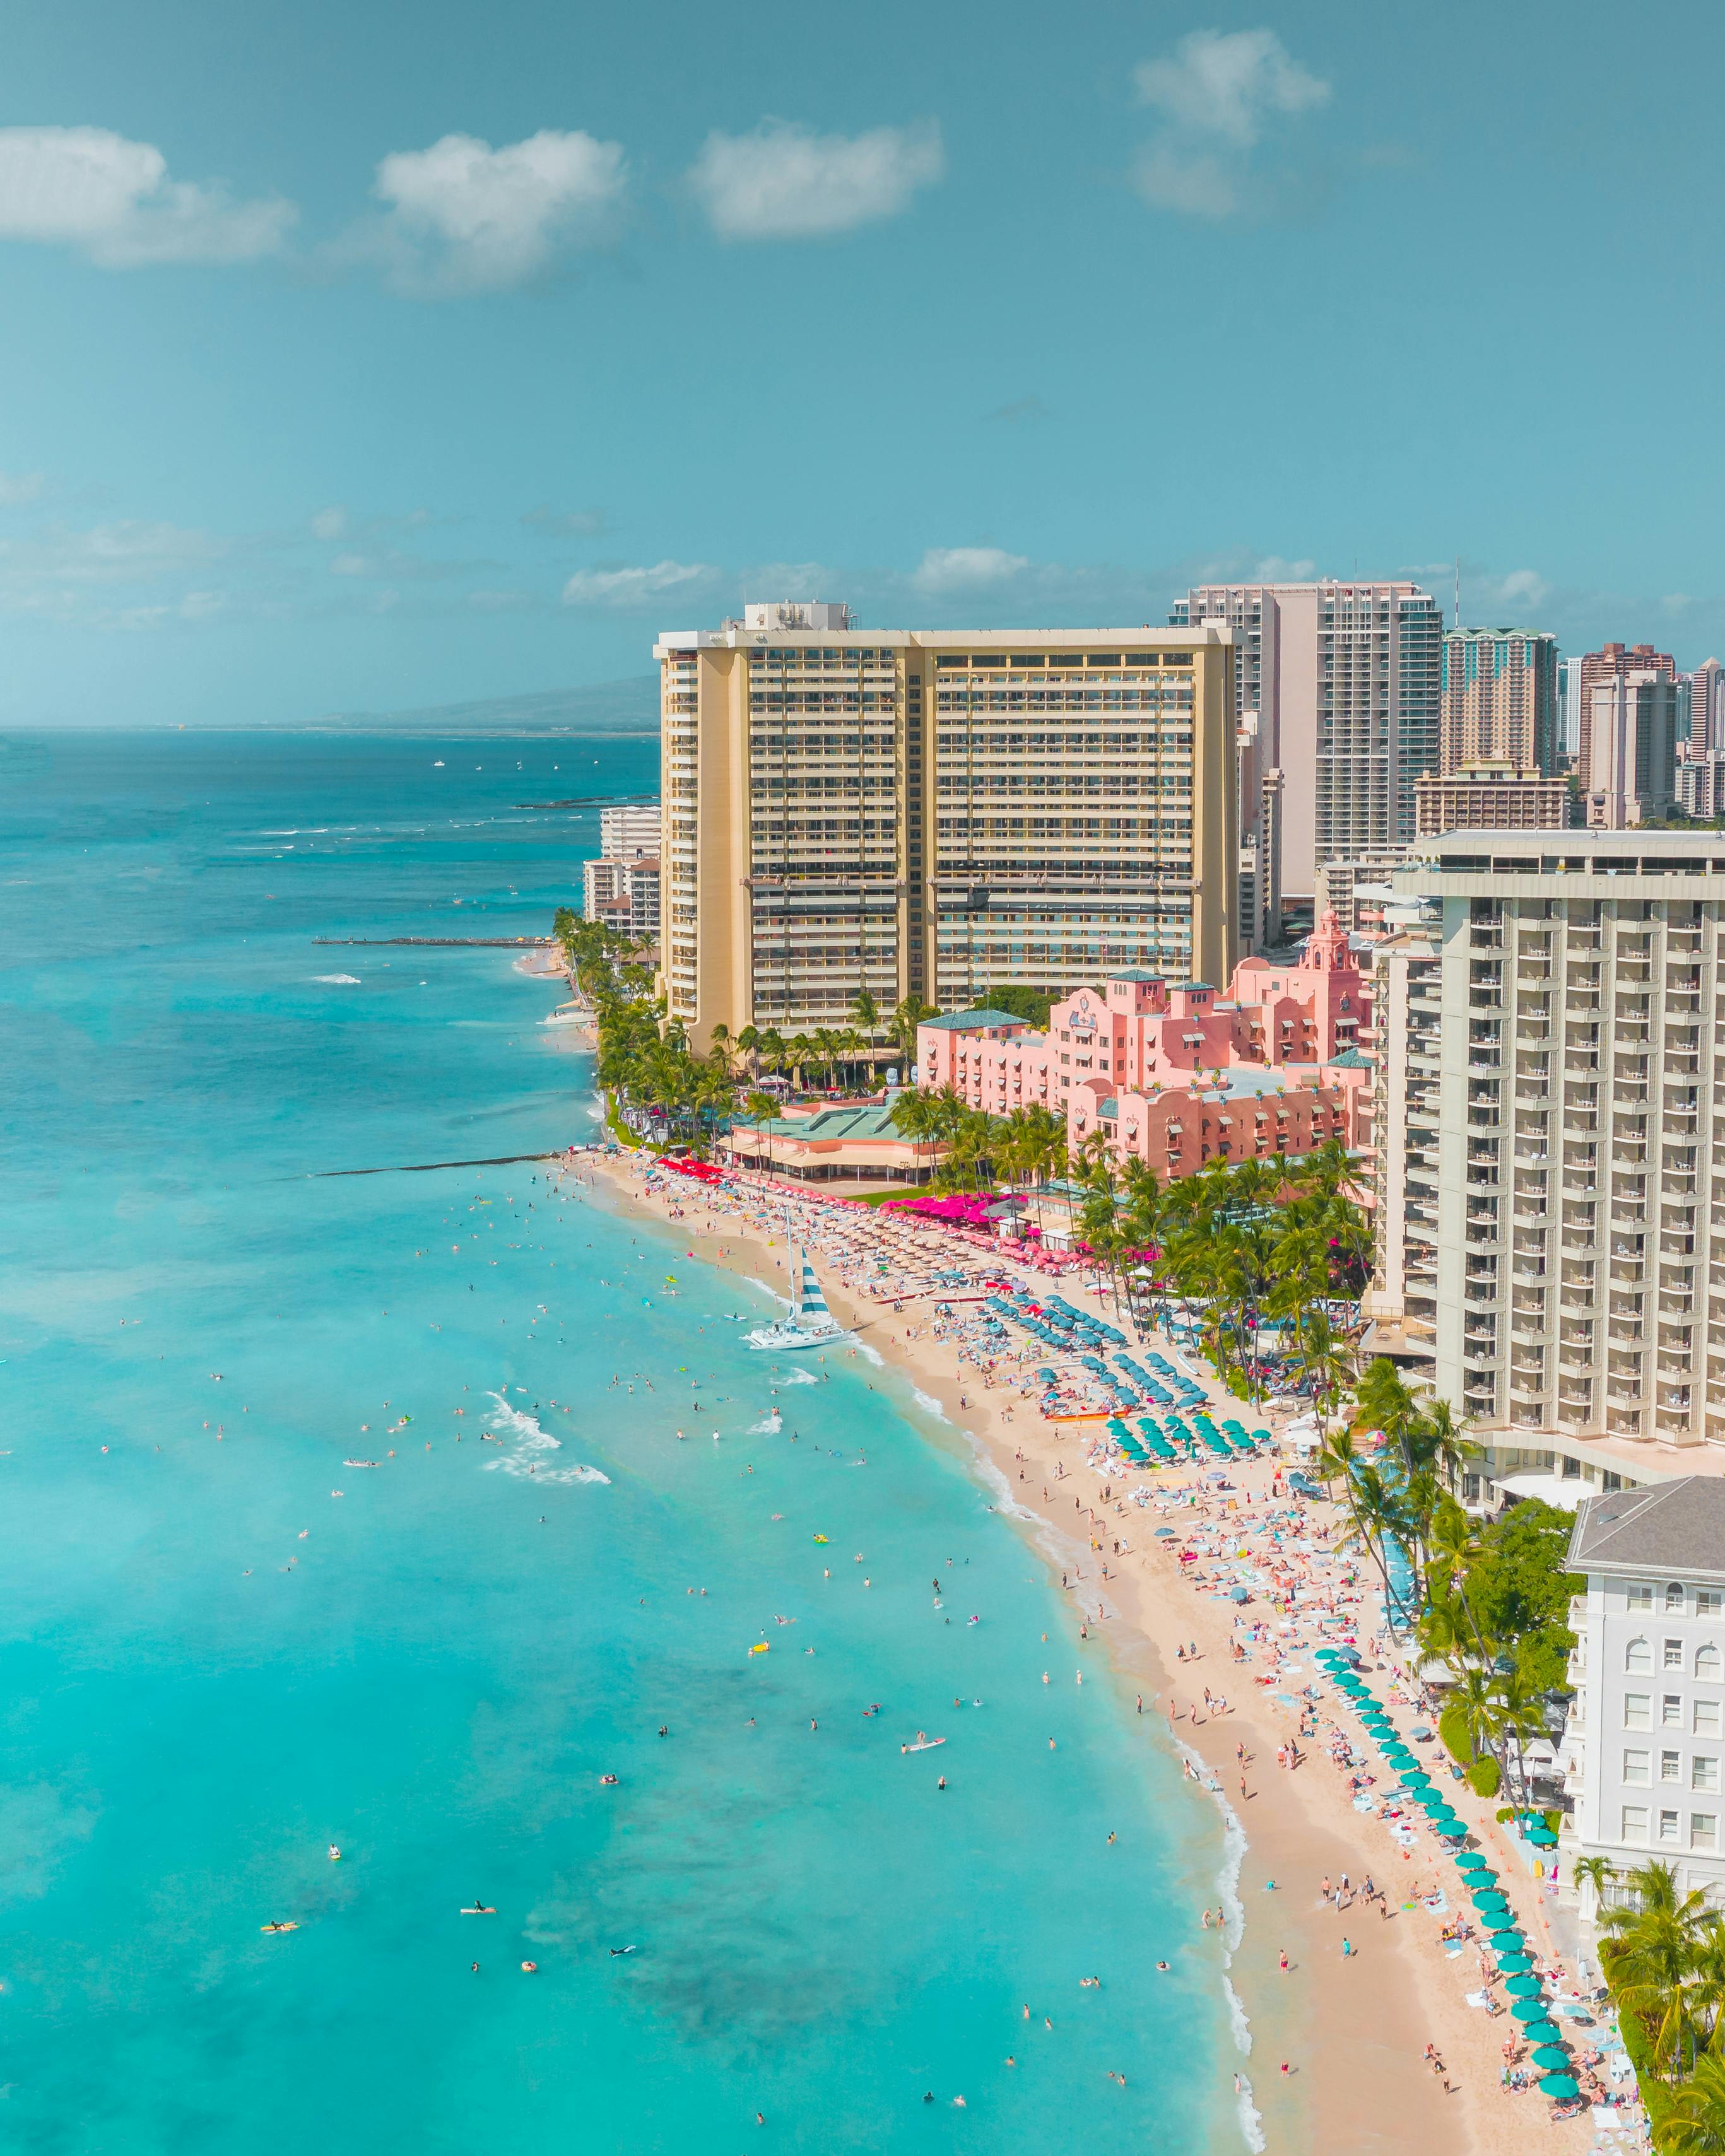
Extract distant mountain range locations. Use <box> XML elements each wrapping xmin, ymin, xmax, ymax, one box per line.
<box><xmin>299</xmin><ymin>676</ymin><xmax>659</xmax><ymax>735</ymax></box>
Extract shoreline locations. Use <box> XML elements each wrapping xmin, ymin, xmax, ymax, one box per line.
<box><xmin>577</xmin><ymin>1145</ymin><xmax>1599</xmax><ymax>2156</ymax></box>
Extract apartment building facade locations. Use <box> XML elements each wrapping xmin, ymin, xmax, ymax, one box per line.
<box><xmin>1586</xmin><ymin>673</ymin><xmax>1682</xmax><ymax>828</ymax></box>
<box><xmin>656</xmin><ymin>604</ymin><xmax>1237</xmax><ymax>1048</ymax></box>
<box><xmin>1686</xmin><ymin>659</ymin><xmax>1725</xmax><ymax>756</ymax></box>
<box><xmin>1579</xmin><ymin>643</ymin><xmax>1676</xmax><ymax>781</ymax></box>
<box><xmin>1561</xmin><ymin>1481</ymin><xmax>1725</xmax><ymax>1907</ymax></box>
<box><xmin>1365</xmin><ymin>829</ymin><xmax>1725</xmax><ymax>1473</ymax></box>
<box><xmin>1170</xmin><ymin>578</ymin><xmax>1444</xmax><ymax>913</ymax></box>
<box><xmin>1415</xmin><ymin>762</ymin><xmax>1575</xmax><ymax>836</ymax></box>
<box><xmin>1439</xmin><ymin>628</ymin><xmax>1559</xmax><ymax>775</ymax></box>
<box><xmin>581</xmin><ymin>799</ymin><xmax>662</xmax><ymax>937</ymax></box>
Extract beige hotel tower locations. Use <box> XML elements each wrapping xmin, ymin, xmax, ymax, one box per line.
<box><xmin>655</xmin><ymin>601</ymin><xmax>1238</xmax><ymax>1048</ymax></box>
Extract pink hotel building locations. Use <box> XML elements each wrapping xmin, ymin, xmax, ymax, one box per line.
<box><xmin>915</xmin><ymin>911</ymin><xmax>1373</xmax><ymax>1178</ymax></box>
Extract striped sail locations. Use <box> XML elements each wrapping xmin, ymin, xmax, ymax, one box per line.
<box><xmin>798</xmin><ymin>1260</ymin><xmax>834</xmax><ymax>1328</ymax></box>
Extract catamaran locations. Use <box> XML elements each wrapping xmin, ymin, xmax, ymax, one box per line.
<box><xmin>745</xmin><ymin>1246</ymin><xmax>849</xmax><ymax>1352</ymax></box>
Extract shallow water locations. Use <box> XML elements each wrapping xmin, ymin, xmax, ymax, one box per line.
<box><xmin>0</xmin><ymin>731</ymin><xmax>1235</xmax><ymax>2154</ymax></box>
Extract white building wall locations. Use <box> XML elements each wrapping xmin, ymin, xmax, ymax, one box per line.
<box><xmin>1568</xmin><ymin>1569</ymin><xmax>1725</xmax><ymax>1902</ymax></box>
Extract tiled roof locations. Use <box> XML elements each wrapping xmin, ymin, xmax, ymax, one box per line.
<box><xmin>1569</xmin><ymin>1479</ymin><xmax>1725</xmax><ymax>1578</ymax></box>
<box><xmin>1171</xmin><ymin>981</ymin><xmax>1215</xmax><ymax>993</ymax></box>
<box><xmin>1326</xmin><ymin>1048</ymin><xmax>1371</xmax><ymax>1068</ymax></box>
<box><xmin>739</xmin><ymin>1101</ymin><xmax>910</xmax><ymax>1141</ymax></box>
<box><xmin>1105</xmin><ymin>969</ymin><xmax>1165</xmax><ymax>983</ymax></box>
<box><xmin>919</xmin><ymin>1008</ymin><xmax>1032</xmax><ymax>1031</ymax></box>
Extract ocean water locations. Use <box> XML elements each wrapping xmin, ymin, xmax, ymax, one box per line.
<box><xmin>0</xmin><ymin>731</ymin><xmax>1235</xmax><ymax>2155</ymax></box>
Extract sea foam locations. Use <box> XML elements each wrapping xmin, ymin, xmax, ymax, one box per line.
<box><xmin>480</xmin><ymin>1391</ymin><xmax>609</xmax><ymax>1484</ymax></box>
<box><xmin>314</xmin><ymin>973</ymin><xmax>362</xmax><ymax>985</ymax></box>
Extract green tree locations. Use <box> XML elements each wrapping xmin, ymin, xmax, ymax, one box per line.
<box><xmin>1664</xmin><ymin>2053</ymin><xmax>1725</xmax><ymax>2152</ymax></box>
<box><xmin>1463</xmin><ymin>1499</ymin><xmax>1583</xmax><ymax>1695</ymax></box>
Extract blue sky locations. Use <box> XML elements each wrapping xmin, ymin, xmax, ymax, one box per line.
<box><xmin>3</xmin><ymin>0</ymin><xmax>1722</xmax><ymax>725</ymax></box>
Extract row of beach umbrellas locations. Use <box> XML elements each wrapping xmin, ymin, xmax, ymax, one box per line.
<box><xmin>1313</xmin><ymin>1647</ymin><xmax>1582</xmax><ymax>2103</ymax></box>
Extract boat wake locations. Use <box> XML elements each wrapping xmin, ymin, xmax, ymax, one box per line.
<box><xmin>480</xmin><ymin>1391</ymin><xmax>609</xmax><ymax>1485</ymax></box>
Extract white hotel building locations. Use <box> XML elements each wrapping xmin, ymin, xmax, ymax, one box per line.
<box><xmin>1363</xmin><ymin>826</ymin><xmax>1725</xmax><ymax>1494</ymax></box>
<box><xmin>1563</xmin><ymin>1481</ymin><xmax>1725</xmax><ymax>1904</ymax></box>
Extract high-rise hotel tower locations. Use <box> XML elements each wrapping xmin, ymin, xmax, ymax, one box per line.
<box><xmin>656</xmin><ymin>602</ymin><xmax>1238</xmax><ymax>1048</ymax></box>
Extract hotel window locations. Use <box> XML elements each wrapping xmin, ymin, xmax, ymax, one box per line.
<box><xmin>1623</xmin><ymin>1749</ymin><xmax>1651</xmax><ymax>1785</ymax></box>
<box><xmin>1626</xmin><ymin>1637</ymin><xmax>1652</xmax><ymax>1673</ymax></box>
<box><xmin>1659</xmin><ymin>1810</ymin><xmax>1681</xmax><ymax>1845</ymax></box>
<box><xmin>1694</xmin><ymin>1814</ymin><xmax>1719</xmax><ymax>1851</ymax></box>
<box><xmin>1699</xmin><ymin>1644</ymin><xmax>1723</xmax><ymax>1680</ymax></box>
<box><xmin>1695</xmin><ymin>1757</ymin><xmax>1721</xmax><ymax>1793</ymax></box>
<box><xmin>1662</xmin><ymin>1750</ymin><xmax>1683</xmax><ymax>1783</ymax></box>
<box><xmin>1697</xmin><ymin>1700</ymin><xmax>1722</xmax><ymax>1737</ymax></box>
<box><xmin>1664</xmin><ymin>1696</ymin><xmax>1685</xmax><ymax>1728</ymax></box>
<box><xmin>1667</xmin><ymin>1583</ymin><xmax>1687</xmax><ymax>1612</ymax></box>
<box><xmin>1622</xmin><ymin>1805</ymin><xmax>1649</xmax><ymax>1841</ymax></box>
<box><xmin>1666</xmin><ymin>1639</ymin><xmax>1686</xmax><ymax>1670</ymax></box>
<box><xmin>1699</xmin><ymin>1591</ymin><xmax>1724</xmax><ymax>1618</ymax></box>
<box><xmin>1624</xmin><ymin>1695</ymin><xmax>1651</xmax><ymax>1729</ymax></box>
<box><xmin>1628</xmin><ymin>1584</ymin><xmax>1654</xmax><ymax>1611</ymax></box>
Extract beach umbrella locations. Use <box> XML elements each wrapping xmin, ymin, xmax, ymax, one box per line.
<box><xmin>1510</xmin><ymin>1998</ymin><xmax>1551</xmax><ymax>2024</ymax></box>
<box><xmin>1471</xmin><ymin>1889</ymin><xmax>1510</xmax><ymax>1912</ymax></box>
<box><xmin>1539</xmin><ymin>2074</ymin><xmax>1581</xmax><ymax>2100</ymax></box>
<box><xmin>1495</xmin><ymin>1953</ymin><xmax>1534</xmax><ymax>1976</ymax></box>
<box><xmin>1454</xmin><ymin>1854</ymin><xmax>1490</xmax><ymax>1875</ymax></box>
<box><xmin>1504</xmin><ymin>1974</ymin><xmax>1543</xmax><ymax>1999</ymax></box>
<box><xmin>1529</xmin><ymin>2045</ymin><xmax>1571</xmax><ymax>2071</ymax></box>
<box><xmin>1526</xmin><ymin>1825</ymin><xmax>1558</xmax><ymax>1848</ymax></box>
<box><xmin>1519</xmin><ymin>2018</ymin><xmax>1562</xmax><ymax>2046</ymax></box>
<box><xmin>1487</xmin><ymin>1930</ymin><xmax>1523</xmax><ymax>1953</ymax></box>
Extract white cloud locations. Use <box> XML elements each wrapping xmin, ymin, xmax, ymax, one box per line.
<box><xmin>1131</xmin><ymin>30</ymin><xmax>1329</xmax><ymax>220</ymax></box>
<box><xmin>0</xmin><ymin>471</ymin><xmax>46</xmax><ymax>505</ymax></box>
<box><xmin>0</xmin><ymin>126</ymin><xmax>294</xmax><ymax>267</ymax></box>
<box><xmin>561</xmin><ymin>559</ymin><xmax>717</xmax><ymax>607</ymax></box>
<box><xmin>912</xmin><ymin>546</ymin><xmax>1028</xmax><ymax>594</ymax></box>
<box><xmin>361</xmin><ymin>130</ymin><xmax>627</xmax><ymax>295</ymax></box>
<box><xmin>310</xmin><ymin>505</ymin><xmax>348</xmax><ymax>541</ymax></box>
<box><xmin>689</xmin><ymin>119</ymin><xmax>943</xmax><ymax>241</ymax></box>
<box><xmin>1135</xmin><ymin>29</ymin><xmax>1329</xmax><ymax>147</ymax></box>
<box><xmin>1484</xmin><ymin>567</ymin><xmax>1551</xmax><ymax>612</ymax></box>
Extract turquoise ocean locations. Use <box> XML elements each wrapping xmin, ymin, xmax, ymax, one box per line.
<box><xmin>0</xmin><ymin>730</ymin><xmax>1239</xmax><ymax>2154</ymax></box>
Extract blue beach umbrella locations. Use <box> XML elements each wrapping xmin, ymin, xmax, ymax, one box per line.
<box><xmin>1504</xmin><ymin>1973</ymin><xmax>1543</xmax><ymax>1999</ymax></box>
<box><xmin>1510</xmin><ymin>1998</ymin><xmax>1551</xmax><ymax>2023</ymax></box>
<box><xmin>1540</xmin><ymin>2074</ymin><xmax>1581</xmax><ymax>2100</ymax></box>
<box><xmin>1519</xmin><ymin>2018</ymin><xmax>1562</xmax><ymax>2046</ymax></box>
<box><xmin>1529</xmin><ymin>2045</ymin><xmax>1570</xmax><ymax>2071</ymax></box>
<box><xmin>1495</xmin><ymin>1953</ymin><xmax>1534</xmax><ymax>1976</ymax></box>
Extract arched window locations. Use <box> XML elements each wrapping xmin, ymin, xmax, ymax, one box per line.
<box><xmin>1698</xmin><ymin>1644</ymin><xmax>1722</xmax><ymax>1682</ymax></box>
<box><xmin>1667</xmin><ymin>1584</ymin><xmax>1687</xmax><ymax>1612</ymax></box>
<box><xmin>1626</xmin><ymin>1637</ymin><xmax>1653</xmax><ymax>1674</ymax></box>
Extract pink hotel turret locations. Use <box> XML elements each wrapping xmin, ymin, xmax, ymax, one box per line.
<box><xmin>916</xmin><ymin>911</ymin><xmax>1372</xmax><ymax>1176</ymax></box>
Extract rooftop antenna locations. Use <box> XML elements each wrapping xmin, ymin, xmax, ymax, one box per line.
<box><xmin>1454</xmin><ymin>558</ymin><xmax>1461</xmax><ymax>631</ymax></box>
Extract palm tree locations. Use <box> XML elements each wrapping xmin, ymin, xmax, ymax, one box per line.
<box><xmin>888</xmin><ymin>1086</ymin><xmax>939</xmax><ymax>1185</ymax></box>
<box><xmin>1570</xmin><ymin>1854</ymin><xmax>1616</xmax><ymax>1922</ymax></box>
<box><xmin>739</xmin><ymin>1088</ymin><xmax>778</xmax><ymax>1181</ymax></box>
<box><xmin>1283</xmin><ymin>1308</ymin><xmax>1356</xmax><ymax>1444</ymax></box>
<box><xmin>1663</xmin><ymin>2053</ymin><xmax>1725</xmax><ymax>2152</ymax></box>
<box><xmin>1600</xmin><ymin>1863</ymin><xmax>1713</xmax><ymax>2080</ymax></box>
<box><xmin>888</xmin><ymin>995</ymin><xmax>937</xmax><ymax>1067</ymax></box>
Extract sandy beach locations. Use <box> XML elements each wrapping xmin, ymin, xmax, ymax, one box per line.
<box><xmin>575</xmin><ymin>1145</ymin><xmax>1616</xmax><ymax>2156</ymax></box>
